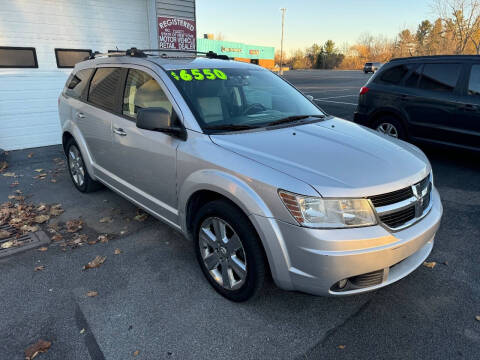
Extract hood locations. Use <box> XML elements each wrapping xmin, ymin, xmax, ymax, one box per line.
<box><xmin>209</xmin><ymin>117</ymin><xmax>431</xmax><ymax>198</ymax></box>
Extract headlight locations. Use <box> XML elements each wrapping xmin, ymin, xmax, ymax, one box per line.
<box><xmin>278</xmin><ymin>190</ymin><xmax>377</xmax><ymax>228</ymax></box>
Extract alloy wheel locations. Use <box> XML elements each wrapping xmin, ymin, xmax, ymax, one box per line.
<box><xmin>198</xmin><ymin>217</ymin><xmax>247</xmax><ymax>291</ymax></box>
<box><xmin>68</xmin><ymin>145</ymin><xmax>85</xmax><ymax>187</ymax></box>
<box><xmin>376</xmin><ymin>122</ymin><xmax>399</xmax><ymax>138</ymax></box>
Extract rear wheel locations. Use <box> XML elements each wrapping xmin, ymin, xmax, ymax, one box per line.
<box><xmin>193</xmin><ymin>200</ymin><xmax>266</xmax><ymax>302</ymax></box>
<box><xmin>373</xmin><ymin>115</ymin><xmax>406</xmax><ymax>140</ymax></box>
<box><xmin>65</xmin><ymin>138</ymin><xmax>102</xmax><ymax>193</ymax></box>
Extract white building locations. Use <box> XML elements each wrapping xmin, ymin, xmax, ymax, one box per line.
<box><xmin>0</xmin><ymin>0</ymin><xmax>196</xmax><ymax>150</ymax></box>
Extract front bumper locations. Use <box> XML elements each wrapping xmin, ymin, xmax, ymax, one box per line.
<box><xmin>250</xmin><ymin>187</ymin><xmax>443</xmax><ymax>296</ymax></box>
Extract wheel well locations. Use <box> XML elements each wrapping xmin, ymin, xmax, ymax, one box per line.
<box><xmin>370</xmin><ymin>111</ymin><xmax>404</xmax><ymax>127</ymax></box>
<box><xmin>62</xmin><ymin>132</ymin><xmax>74</xmax><ymax>154</ymax></box>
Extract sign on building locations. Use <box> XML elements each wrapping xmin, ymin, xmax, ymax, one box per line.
<box><xmin>157</xmin><ymin>16</ymin><xmax>196</xmax><ymax>50</ymax></box>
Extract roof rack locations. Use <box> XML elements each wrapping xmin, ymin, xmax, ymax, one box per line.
<box><xmin>89</xmin><ymin>47</ymin><xmax>230</xmax><ymax>60</ymax></box>
<box><xmin>390</xmin><ymin>54</ymin><xmax>480</xmax><ymax>62</ymax></box>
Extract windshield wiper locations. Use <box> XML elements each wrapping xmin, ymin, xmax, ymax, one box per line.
<box><xmin>203</xmin><ymin>124</ymin><xmax>258</xmax><ymax>132</ymax></box>
<box><xmin>265</xmin><ymin>115</ymin><xmax>324</xmax><ymax>127</ymax></box>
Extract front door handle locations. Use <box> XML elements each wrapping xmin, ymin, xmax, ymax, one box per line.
<box><xmin>76</xmin><ymin>112</ymin><xmax>85</xmax><ymax>119</ymax></box>
<box><xmin>113</xmin><ymin>127</ymin><xmax>127</xmax><ymax>136</ymax></box>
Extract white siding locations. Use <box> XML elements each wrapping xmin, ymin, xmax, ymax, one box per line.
<box><xmin>0</xmin><ymin>0</ymin><xmax>154</xmax><ymax>150</ymax></box>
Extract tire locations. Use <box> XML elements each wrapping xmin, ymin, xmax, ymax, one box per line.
<box><xmin>193</xmin><ymin>199</ymin><xmax>266</xmax><ymax>302</ymax></box>
<box><xmin>65</xmin><ymin>138</ymin><xmax>103</xmax><ymax>193</ymax></box>
<box><xmin>373</xmin><ymin>115</ymin><xmax>407</xmax><ymax>140</ymax></box>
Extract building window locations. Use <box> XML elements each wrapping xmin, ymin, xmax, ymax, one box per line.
<box><xmin>0</xmin><ymin>47</ymin><xmax>38</xmax><ymax>68</ymax></box>
<box><xmin>55</xmin><ymin>48</ymin><xmax>92</xmax><ymax>68</ymax></box>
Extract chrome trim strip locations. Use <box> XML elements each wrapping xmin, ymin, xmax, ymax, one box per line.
<box><xmin>375</xmin><ymin>196</ymin><xmax>417</xmax><ymax>215</ymax></box>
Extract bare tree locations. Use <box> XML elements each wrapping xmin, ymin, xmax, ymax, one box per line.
<box><xmin>433</xmin><ymin>0</ymin><xmax>480</xmax><ymax>53</ymax></box>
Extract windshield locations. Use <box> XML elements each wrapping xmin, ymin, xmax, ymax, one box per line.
<box><xmin>166</xmin><ymin>67</ymin><xmax>324</xmax><ymax>132</ymax></box>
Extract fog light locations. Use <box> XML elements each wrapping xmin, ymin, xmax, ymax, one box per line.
<box><xmin>337</xmin><ymin>279</ymin><xmax>348</xmax><ymax>289</ymax></box>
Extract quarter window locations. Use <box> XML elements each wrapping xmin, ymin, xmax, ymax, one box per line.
<box><xmin>65</xmin><ymin>68</ymin><xmax>94</xmax><ymax>99</ymax></box>
<box><xmin>468</xmin><ymin>64</ymin><xmax>480</xmax><ymax>96</ymax></box>
<box><xmin>378</xmin><ymin>64</ymin><xmax>411</xmax><ymax>85</ymax></box>
<box><xmin>0</xmin><ymin>46</ymin><xmax>38</xmax><ymax>68</ymax></box>
<box><xmin>88</xmin><ymin>68</ymin><xmax>124</xmax><ymax>112</ymax></box>
<box><xmin>122</xmin><ymin>69</ymin><xmax>173</xmax><ymax>120</ymax></box>
<box><xmin>419</xmin><ymin>63</ymin><xmax>461</xmax><ymax>92</ymax></box>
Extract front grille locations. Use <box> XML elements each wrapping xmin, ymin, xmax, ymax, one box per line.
<box><xmin>349</xmin><ymin>269</ymin><xmax>384</xmax><ymax>287</ymax></box>
<box><xmin>370</xmin><ymin>186</ymin><xmax>413</xmax><ymax>207</ymax></box>
<box><xmin>379</xmin><ymin>205</ymin><xmax>416</xmax><ymax>228</ymax></box>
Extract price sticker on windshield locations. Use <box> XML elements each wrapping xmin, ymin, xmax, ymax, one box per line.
<box><xmin>170</xmin><ymin>69</ymin><xmax>228</xmax><ymax>81</ymax></box>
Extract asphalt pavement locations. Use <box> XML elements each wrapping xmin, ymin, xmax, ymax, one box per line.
<box><xmin>0</xmin><ymin>70</ymin><xmax>479</xmax><ymax>360</ymax></box>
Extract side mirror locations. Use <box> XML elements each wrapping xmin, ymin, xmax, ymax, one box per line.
<box><xmin>306</xmin><ymin>95</ymin><xmax>314</xmax><ymax>102</ymax></box>
<box><xmin>136</xmin><ymin>108</ymin><xmax>187</xmax><ymax>141</ymax></box>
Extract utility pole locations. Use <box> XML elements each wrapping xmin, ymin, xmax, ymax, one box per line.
<box><xmin>279</xmin><ymin>8</ymin><xmax>286</xmax><ymax>75</ymax></box>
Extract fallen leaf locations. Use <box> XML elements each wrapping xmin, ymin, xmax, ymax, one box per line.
<box><xmin>98</xmin><ymin>234</ymin><xmax>109</xmax><ymax>243</ymax></box>
<box><xmin>50</xmin><ymin>179</ymin><xmax>57</xmax><ymax>183</ymax></box>
<box><xmin>423</xmin><ymin>261</ymin><xmax>436</xmax><ymax>269</ymax></box>
<box><xmin>27</xmin><ymin>152</ymin><xmax>34</xmax><ymax>158</ymax></box>
<box><xmin>120</xmin><ymin>230</ymin><xmax>127</xmax><ymax>235</ymax></box>
<box><xmin>72</xmin><ymin>234</ymin><xmax>88</xmax><ymax>245</ymax></box>
<box><xmin>10</xmin><ymin>181</ymin><xmax>19</xmax><ymax>187</ymax></box>
<box><xmin>133</xmin><ymin>212</ymin><xmax>148</xmax><ymax>222</ymax></box>
<box><xmin>66</xmin><ymin>219</ymin><xmax>83</xmax><ymax>233</ymax></box>
<box><xmin>114</xmin><ymin>248</ymin><xmax>122</xmax><ymax>255</ymax></box>
<box><xmin>2</xmin><ymin>172</ymin><xmax>16</xmax><ymax>177</ymax></box>
<box><xmin>34</xmin><ymin>265</ymin><xmax>45</xmax><ymax>272</ymax></box>
<box><xmin>1</xmin><ymin>240</ymin><xmax>14</xmax><ymax>249</ymax></box>
<box><xmin>49</xmin><ymin>204</ymin><xmax>64</xmax><ymax>216</ymax></box>
<box><xmin>80</xmin><ymin>328</ymin><xmax>85</xmax><ymax>334</ymax></box>
<box><xmin>86</xmin><ymin>290</ymin><xmax>98</xmax><ymax>297</ymax></box>
<box><xmin>25</xmin><ymin>339</ymin><xmax>51</xmax><ymax>360</ymax></box>
<box><xmin>37</xmin><ymin>247</ymin><xmax>48</xmax><ymax>252</ymax></box>
<box><xmin>34</xmin><ymin>169</ymin><xmax>44</xmax><ymax>173</ymax></box>
<box><xmin>51</xmin><ymin>233</ymin><xmax>63</xmax><ymax>242</ymax></box>
<box><xmin>133</xmin><ymin>350</ymin><xmax>140</xmax><ymax>357</ymax></box>
<box><xmin>21</xmin><ymin>225</ymin><xmax>39</xmax><ymax>233</ymax></box>
<box><xmin>83</xmin><ymin>255</ymin><xmax>106</xmax><ymax>270</ymax></box>
<box><xmin>99</xmin><ymin>216</ymin><xmax>113</xmax><ymax>223</ymax></box>
<box><xmin>34</xmin><ymin>214</ymin><xmax>50</xmax><ymax>224</ymax></box>
<box><xmin>476</xmin><ymin>315</ymin><xmax>480</xmax><ymax>321</ymax></box>
<box><xmin>37</xmin><ymin>204</ymin><xmax>48</xmax><ymax>212</ymax></box>
<box><xmin>0</xmin><ymin>161</ymin><xmax>8</xmax><ymax>172</ymax></box>
<box><xmin>337</xmin><ymin>345</ymin><xmax>346</xmax><ymax>349</ymax></box>
<box><xmin>8</xmin><ymin>195</ymin><xmax>24</xmax><ymax>201</ymax></box>
<box><xmin>87</xmin><ymin>239</ymin><xmax>98</xmax><ymax>245</ymax></box>
<box><xmin>0</xmin><ymin>229</ymin><xmax>11</xmax><ymax>239</ymax></box>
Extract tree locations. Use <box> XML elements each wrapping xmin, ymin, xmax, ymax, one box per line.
<box><xmin>416</xmin><ymin>20</ymin><xmax>433</xmax><ymax>53</ymax></box>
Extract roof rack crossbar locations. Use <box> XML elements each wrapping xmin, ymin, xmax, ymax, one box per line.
<box><xmin>88</xmin><ymin>47</ymin><xmax>230</xmax><ymax>60</ymax></box>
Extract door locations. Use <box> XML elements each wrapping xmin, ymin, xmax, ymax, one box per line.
<box><xmin>78</xmin><ymin>67</ymin><xmax>124</xmax><ymax>175</ymax></box>
<box><xmin>110</xmin><ymin>67</ymin><xmax>180</xmax><ymax>225</ymax></box>
<box><xmin>402</xmin><ymin>63</ymin><xmax>463</xmax><ymax>145</ymax></box>
<box><xmin>454</xmin><ymin>63</ymin><xmax>480</xmax><ymax>149</ymax></box>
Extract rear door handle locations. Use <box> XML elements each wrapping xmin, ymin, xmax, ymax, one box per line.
<box><xmin>113</xmin><ymin>127</ymin><xmax>127</xmax><ymax>136</ymax></box>
<box><xmin>76</xmin><ymin>112</ymin><xmax>85</xmax><ymax>119</ymax></box>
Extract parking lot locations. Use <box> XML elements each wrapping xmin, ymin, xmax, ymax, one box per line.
<box><xmin>0</xmin><ymin>70</ymin><xmax>479</xmax><ymax>359</ymax></box>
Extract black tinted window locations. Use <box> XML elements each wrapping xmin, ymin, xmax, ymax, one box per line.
<box><xmin>468</xmin><ymin>64</ymin><xmax>480</xmax><ymax>96</ymax></box>
<box><xmin>55</xmin><ymin>49</ymin><xmax>91</xmax><ymax>68</ymax></box>
<box><xmin>0</xmin><ymin>47</ymin><xmax>38</xmax><ymax>68</ymax></box>
<box><xmin>65</xmin><ymin>69</ymin><xmax>94</xmax><ymax>99</ymax></box>
<box><xmin>405</xmin><ymin>65</ymin><xmax>422</xmax><ymax>88</ymax></box>
<box><xmin>379</xmin><ymin>64</ymin><xmax>410</xmax><ymax>85</ymax></box>
<box><xmin>419</xmin><ymin>63</ymin><xmax>461</xmax><ymax>92</ymax></box>
<box><xmin>88</xmin><ymin>68</ymin><xmax>123</xmax><ymax>111</ymax></box>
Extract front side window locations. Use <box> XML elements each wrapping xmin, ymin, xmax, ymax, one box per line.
<box><xmin>167</xmin><ymin>67</ymin><xmax>324</xmax><ymax>131</ymax></box>
<box><xmin>88</xmin><ymin>68</ymin><xmax>123</xmax><ymax>111</ymax></box>
<box><xmin>65</xmin><ymin>68</ymin><xmax>94</xmax><ymax>99</ymax></box>
<box><xmin>468</xmin><ymin>64</ymin><xmax>480</xmax><ymax>96</ymax></box>
<box><xmin>419</xmin><ymin>63</ymin><xmax>461</xmax><ymax>92</ymax></box>
<box><xmin>123</xmin><ymin>69</ymin><xmax>173</xmax><ymax>120</ymax></box>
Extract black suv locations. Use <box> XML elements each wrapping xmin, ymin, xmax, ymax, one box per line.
<box><xmin>354</xmin><ymin>55</ymin><xmax>480</xmax><ymax>151</ymax></box>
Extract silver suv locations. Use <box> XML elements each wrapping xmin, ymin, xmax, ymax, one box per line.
<box><xmin>58</xmin><ymin>49</ymin><xmax>443</xmax><ymax>301</ymax></box>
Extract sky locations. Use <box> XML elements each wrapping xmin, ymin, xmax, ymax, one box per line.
<box><xmin>196</xmin><ymin>0</ymin><xmax>433</xmax><ymax>53</ymax></box>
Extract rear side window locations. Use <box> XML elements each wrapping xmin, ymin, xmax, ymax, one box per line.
<box><xmin>378</xmin><ymin>64</ymin><xmax>410</xmax><ymax>85</ymax></box>
<box><xmin>468</xmin><ymin>64</ymin><xmax>480</xmax><ymax>96</ymax></box>
<box><xmin>419</xmin><ymin>63</ymin><xmax>461</xmax><ymax>92</ymax></box>
<box><xmin>122</xmin><ymin>69</ymin><xmax>173</xmax><ymax>120</ymax></box>
<box><xmin>88</xmin><ymin>68</ymin><xmax>123</xmax><ymax>111</ymax></box>
<box><xmin>65</xmin><ymin>68</ymin><xmax>93</xmax><ymax>99</ymax></box>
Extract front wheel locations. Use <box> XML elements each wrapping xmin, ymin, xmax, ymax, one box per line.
<box><xmin>193</xmin><ymin>200</ymin><xmax>266</xmax><ymax>302</ymax></box>
<box><xmin>66</xmin><ymin>138</ymin><xmax>102</xmax><ymax>193</ymax></box>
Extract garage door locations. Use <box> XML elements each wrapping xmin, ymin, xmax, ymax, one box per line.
<box><xmin>0</xmin><ymin>0</ymin><xmax>156</xmax><ymax>150</ymax></box>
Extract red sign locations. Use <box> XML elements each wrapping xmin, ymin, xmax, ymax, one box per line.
<box><xmin>157</xmin><ymin>16</ymin><xmax>196</xmax><ymax>51</ymax></box>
